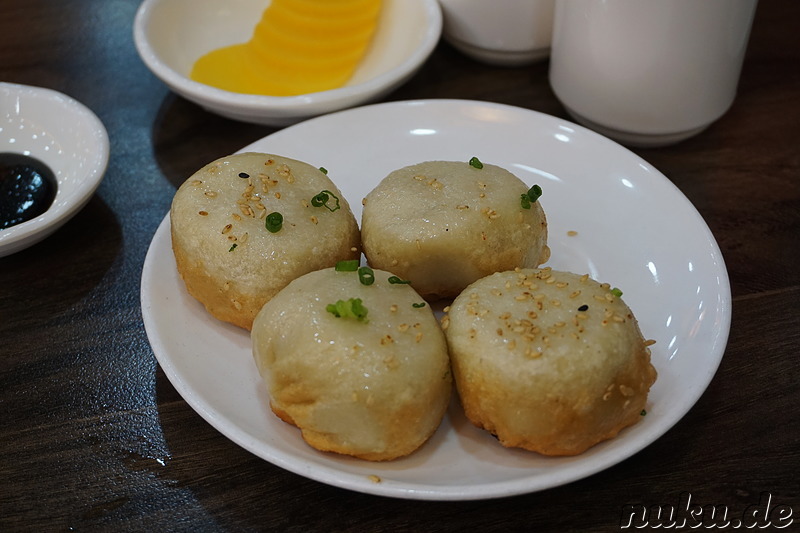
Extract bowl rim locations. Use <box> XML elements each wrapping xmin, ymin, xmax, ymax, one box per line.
<box><xmin>132</xmin><ymin>0</ymin><xmax>443</xmax><ymax>112</ymax></box>
<box><xmin>0</xmin><ymin>82</ymin><xmax>110</xmax><ymax>256</ymax></box>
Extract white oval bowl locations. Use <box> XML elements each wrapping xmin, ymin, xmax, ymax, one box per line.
<box><xmin>0</xmin><ymin>83</ymin><xmax>109</xmax><ymax>258</ymax></box>
<box><xmin>133</xmin><ymin>0</ymin><xmax>443</xmax><ymax>126</ymax></box>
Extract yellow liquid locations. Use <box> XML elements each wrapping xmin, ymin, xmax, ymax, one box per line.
<box><xmin>191</xmin><ymin>0</ymin><xmax>382</xmax><ymax>96</ymax></box>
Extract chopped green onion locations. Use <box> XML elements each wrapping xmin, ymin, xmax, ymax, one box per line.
<box><xmin>640</xmin><ymin>409</ymin><xmax>647</xmax><ymax>416</ymax></box>
<box><xmin>521</xmin><ymin>184</ymin><xmax>543</xmax><ymax>209</ymax></box>
<box><xmin>335</xmin><ymin>259</ymin><xmax>359</xmax><ymax>272</ymax></box>
<box><xmin>319</xmin><ymin>167</ymin><xmax>328</xmax><ymax>174</ymax></box>
<box><xmin>311</xmin><ymin>189</ymin><xmax>341</xmax><ymax>212</ymax></box>
<box><xmin>468</xmin><ymin>157</ymin><xmax>483</xmax><ymax>169</ymax></box>
<box><xmin>326</xmin><ymin>298</ymin><xmax>368</xmax><ymax>322</ymax></box>
<box><xmin>358</xmin><ymin>266</ymin><xmax>375</xmax><ymax>286</ymax></box>
<box><xmin>265</xmin><ymin>212</ymin><xmax>283</xmax><ymax>233</ymax></box>
<box><xmin>412</xmin><ymin>302</ymin><xmax>426</xmax><ymax>308</ymax></box>
<box><xmin>611</xmin><ymin>287</ymin><xmax>623</xmax><ymax>298</ymax></box>
<box><xmin>388</xmin><ymin>276</ymin><xmax>411</xmax><ymax>285</ymax></box>
<box><xmin>528</xmin><ymin>184</ymin><xmax>542</xmax><ymax>202</ymax></box>
<box><xmin>228</xmin><ymin>243</ymin><xmax>238</xmax><ymax>252</ymax></box>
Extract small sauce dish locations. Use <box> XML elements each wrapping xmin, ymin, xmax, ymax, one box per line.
<box><xmin>0</xmin><ymin>82</ymin><xmax>109</xmax><ymax>257</ymax></box>
<box><xmin>133</xmin><ymin>0</ymin><xmax>442</xmax><ymax>126</ymax></box>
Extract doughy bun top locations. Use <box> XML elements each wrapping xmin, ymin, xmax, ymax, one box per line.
<box><xmin>170</xmin><ymin>152</ymin><xmax>360</xmax><ymax>329</ymax></box>
<box><xmin>362</xmin><ymin>160</ymin><xmax>549</xmax><ymax>299</ymax></box>
<box><xmin>252</xmin><ymin>266</ymin><xmax>452</xmax><ymax>460</ymax></box>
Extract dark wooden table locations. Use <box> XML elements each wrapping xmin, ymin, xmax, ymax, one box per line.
<box><xmin>2</xmin><ymin>1</ymin><xmax>798</xmax><ymax>531</ymax></box>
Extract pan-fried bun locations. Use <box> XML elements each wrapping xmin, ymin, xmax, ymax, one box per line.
<box><xmin>444</xmin><ymin>268</ymin><xmax>657</xmax><ymax>456</ymax></box>
<box><xmin>171</xmin><ymin>152</ymin><xmax>360</xmax><ymax>330</ymax></box>
<box><xmin>361</xmin><ymin>160</ymin><xmax>549</xmax><ymax>300</ymax></box>
<box><xmin>252</xmin><ymin>267</ymin><xmax>452</xmax><ymax>461</ymax></box>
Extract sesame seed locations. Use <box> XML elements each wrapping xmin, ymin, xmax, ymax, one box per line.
<box><xmin>644</xmin><ymin>339</ymin><xmax>657</xmax><ymax>346</ymax></box>
<box><xmin>310</xmin><ymin>216</ymin><xmax>318</xmax><ymax>225</ymax></box>
<box><xmin>204</xmin><ymin>191</ymin><xmax>218</xmax><ymax>198</ymax></box>
<box><xmin>221</xmin><ymin>224</ymin><xmax>233</xmax><ymax>234</ymax></box>
<box><xmin>570</xmin><ymin>290</ymin><xmax>582</xmax><ymax>299</ymax></box>
<box><xmin>567</xmin><ymin>230</ymin><xmax>578</xmax><ymax>236</ymax></box>
<box><xmin>198</xmin><ymin>211</ymin><xmax>208</xmax><ymax>216</ymax></box>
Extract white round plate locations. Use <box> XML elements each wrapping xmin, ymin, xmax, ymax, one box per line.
<box><xmin>133</xmin><ymin>0</ymin><xmax>442</xmax><ymax>126</ymax></box>
<box><xmin>141</xmin><ymin>100</ymin><xmax>731</xmax><ymax>500</ymax></box>
<box><xmin>0</xmin><ymin>83</ymin><xmax>109</xmax><ymax>257</ymax></box>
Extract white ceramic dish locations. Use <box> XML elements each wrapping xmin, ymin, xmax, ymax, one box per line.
<box><xmin>439</xmin><ymin>0</ymin><xmax>554</xmax><ymax>66</ymax></box>
<box><xmin>141</xmin><ymin>100</ymin><xmax>731</xmax><ymax>500</ymax></box>
<box><xmin>133</xmin><ymin>0</ymin><xmax>442</xmax><ymax>126</ymax></box>
<box><xmin>0</xmin><ymin>83</ymin><xmax>109</xmax><ymax>258</ymax></box>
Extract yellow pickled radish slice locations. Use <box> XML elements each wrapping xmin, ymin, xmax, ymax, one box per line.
<box><xmin>190</xmin><ymin>0</ymin><xmax>382</xmax><ymax>96</ymax></box>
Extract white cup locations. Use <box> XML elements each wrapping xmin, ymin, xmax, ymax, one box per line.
<box><xmin>438</xmin><ymin>0</ymin><xmax>555</xmax><ymax>66</ymax></box>
<box><xmin>548</xmin><ymin>0</ymin><xmax>758</xmax><ymax>147</ymax></box>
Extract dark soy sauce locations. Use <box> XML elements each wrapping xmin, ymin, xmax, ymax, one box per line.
<box><xmin>0</xmin><ymin>153</ymin><xmax>58</xmax><ymax>229</ymax></box>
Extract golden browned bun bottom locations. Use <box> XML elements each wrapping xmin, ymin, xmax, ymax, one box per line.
<box><xmin>361</xmin><ymin>160</ymin><xmax>549</xmax><ymax>300</ymax></box>
<box><xmin>170</xmin><ymin>152</ymin><xmax>360</xmax><ymax>330</ymax></box>
<box><xmin>252</xmin><ymin>267</ymin><xmax>452</xmax><ymax>461</ymax></box>
<box><xmin>444</xmin><ymin>268</ymin><xmax>657</xmax><ymax>456</ymax></box>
